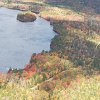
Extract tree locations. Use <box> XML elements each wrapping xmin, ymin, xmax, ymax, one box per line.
<box><xmin>4</xmin><ymin>0</ymin><xmax>12</xmax><ymax>4</ymax></box>
<box><xmin>82</xmin><ymin>7</ymin><xmax>97</xmax><ymax>37</ymax></box>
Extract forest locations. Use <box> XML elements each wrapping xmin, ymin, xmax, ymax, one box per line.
<box><xmin>0</xmin><ymin>0</ymin><xmax>100</xmax><ymax>100</ymax></box>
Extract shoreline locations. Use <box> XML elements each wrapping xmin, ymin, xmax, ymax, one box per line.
<box><xmin>0</xmin><ymin>1</ymin><xmax>99</xmax><ymax>76</ymax></box>
<box><xmin>0</xmin><ymin>5</ymin><xmax>59</xmax><ymax>74</ymax></box>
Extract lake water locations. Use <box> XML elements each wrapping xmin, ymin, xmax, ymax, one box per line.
<box><xmin>0</xmin><ymin>7</ymin><xmax>56</xmax><ymax>72</ymax></box>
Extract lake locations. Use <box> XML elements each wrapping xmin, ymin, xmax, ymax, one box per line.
<box><xmin>0</xmin><ymin>7</ymin><xmax>56</xmax><ymax>72</ymax></box>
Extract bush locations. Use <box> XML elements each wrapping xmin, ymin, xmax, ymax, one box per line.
<box><xmin>92</xmin><ymin>57</ymin><xmax>100</xmax><ymax>69</ymax></box>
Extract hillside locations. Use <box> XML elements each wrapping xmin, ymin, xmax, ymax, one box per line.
<box><xmin>24</xmin><ymin>0</ymin><xmax>100</xmax><ymax>13</ymax></box>
<box><xmin>0</xmin><ymin>0</ymin><xmax>100</xmax><ymax>100</ymax></box>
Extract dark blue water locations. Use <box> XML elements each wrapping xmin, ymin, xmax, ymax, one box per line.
<box><xmin>0</xmin><ymin>7</ymin><xmax>56</xmax><ymax>72</ymax></box>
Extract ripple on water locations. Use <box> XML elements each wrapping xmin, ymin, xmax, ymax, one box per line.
<box><xmin>0</xmin><ymin>7</ymin><xmax>56</xmax><ymax>72</ymax></box>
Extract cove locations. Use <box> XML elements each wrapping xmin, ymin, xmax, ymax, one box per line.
<box><xmin>0</xmin><ymin>7</ymin><xmax>56</xmax><ymax>72</ymax></box>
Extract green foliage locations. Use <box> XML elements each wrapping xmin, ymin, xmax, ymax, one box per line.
<box><xmin>92</xmin><ymin>57</ymin><xmax>100</xmax><ymax>69</ymax></box>
<box><xmin>13</xmin><ymin>69</ymin><xmax>18</xmax><ymax>73</ymax></box>
<box><xmin>74</xmin><ymin>58</ymin><xmax>84</xmax><ymax>66</ymax></box>
<box><xmin>4</xmin><ymin>0</ymin><xmax>12</xmax><ymax>4</ymax></box>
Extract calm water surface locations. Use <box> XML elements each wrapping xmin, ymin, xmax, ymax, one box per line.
<box><xmin>0</xmin><ymin>7</ymin><xmax>56</xmax><ymax>72</ymax></box>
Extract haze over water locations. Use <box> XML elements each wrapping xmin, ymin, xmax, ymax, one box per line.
<box><xmin>0</xmin><ymin>7</ymin><xmax>56</xmax><ymax>72</ymax></box>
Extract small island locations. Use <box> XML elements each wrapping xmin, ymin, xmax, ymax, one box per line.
<box><xmin>17</xmin><ymin>12</ymin><xmax>36</xmax><ymax>22</ymax></box>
